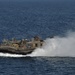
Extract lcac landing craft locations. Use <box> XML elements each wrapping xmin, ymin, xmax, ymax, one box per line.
<box><xmin>0</xmin><ymin>36</ymin><xmax>44</xmax><ymax>55</ymax></box>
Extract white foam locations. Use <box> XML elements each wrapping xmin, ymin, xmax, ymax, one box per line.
<box><xmin>28</xmin><ymin>32</ymin><xmax>75</xmax><ymax>57</ymax></box>
<box><xmin>0</xmin><ymin>53</ymin><xmax>26</xmax><ymax>57</ymax></box>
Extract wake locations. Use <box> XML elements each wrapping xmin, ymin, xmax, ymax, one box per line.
<box><xmin>28</xmin><ymin>31</ymin><xmax>75</xmax><ymax>57</ymax></box>
<box><xmin>0</xmin><ymin>53</ymin><xmax>26</xmax><ymax>57</ymax></box>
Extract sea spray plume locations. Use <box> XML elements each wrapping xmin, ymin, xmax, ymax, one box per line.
<box><xmin>28</xmin><ymin>32</ymin><xmax>75</xmax><ymax>57</ymax></box>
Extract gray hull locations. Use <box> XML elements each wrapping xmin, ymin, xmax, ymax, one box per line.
<box><xmin>0</xmin><ymin>47</ymin><xmax>35</xmax><ymax>55</ymax></box>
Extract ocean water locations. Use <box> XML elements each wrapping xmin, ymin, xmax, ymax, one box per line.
<box><xmin>0</xmin><ymin>57</ymin><xmax>75</xmax><ymax>75</ymax></box>
<box><xmin>0</xmin><ymin>0</ymin><xmax>75</xmax><ymax>75</ymax></box>
<box><xmin>0</xmin><ymin>0</ymin><xmax>75</xmax><ymax>40</ymax></box>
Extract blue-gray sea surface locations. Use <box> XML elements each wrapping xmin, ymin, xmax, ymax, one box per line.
<box><xmin>0</xmin><ymin>0</ymin><xmax>75</xmax><ymax>40</ymax></box>
<box><xmin>0</xmin><ymin>0</ymin><xmax>75</xmax><ymax>75</ymax></box>
<box><xmin>0</xmin><ymin>57</ymin><xmax>75</xmax><ymax>75</ymax></box>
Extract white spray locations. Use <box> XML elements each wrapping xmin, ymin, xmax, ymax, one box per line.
<box><xmin>28</xmin><ymin>32</ymin><xmax>75</xmax><ymax>57</ymax></box>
